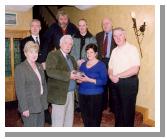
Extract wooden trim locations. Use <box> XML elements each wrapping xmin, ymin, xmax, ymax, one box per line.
<box><xmin>136</xmin><ymin>105</ymin><xmax>155</xmax><ymax>127</ymax></box>
<box><xmin>5</xmin><ymin>30</ymin><xmax>30</xmax><ymax>38</ymax></box>
<box><xmin>5</xmin><ymin>29</ymin><xmax>30</xmax><ymax>102</ymax></box>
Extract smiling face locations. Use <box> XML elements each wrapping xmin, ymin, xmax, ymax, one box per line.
<box><xmin>113</xmin><ymin>29</ymin><xmax>126</xmax><ymax>46</ymax></box>
<box><xmin>60</xmin><ymin>37</ymin><xmax>73</xmax><ymax>54</ymax></box>
<box><xmin>25</xmin><ymin>49</ymin><xmax>38</xmax><ymax>63</ymax></box>
<box><xmin>78</xmin><ymin>20</ymin><xmax>87</xmax><ymax>35</ymax></box>
<box><xmin>86</xmin><ymin>48</ymin><xmax>97</xmax><ymax>61</ymax></box>
<box><xmin>30</xmin><ymin>20</ymin><xmax>41</xmax><ymax>36</ymax></box>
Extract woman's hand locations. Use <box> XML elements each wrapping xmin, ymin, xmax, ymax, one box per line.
<box><xmin>76</xmin><ymin>79</ymin><xmax>82</xmax><ymax>83</ymax></box>
<box><xmin>79</xmin><ymin>75</ymin><xmax>96</xmax><ymax>84</ymax></box>
<box><xmin>22</xmin><ymin>110</ymin><xmax>30</xmax><ymax>117</ymax></box>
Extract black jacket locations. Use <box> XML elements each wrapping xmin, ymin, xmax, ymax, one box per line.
<box><xmin>19</xmin><ymin>35</ymin><xmax>46</xmax><ymax>63</ymax></box>
<box><xmin>42</xmin><ymin>22</ymin><xmax>79</xmax><ymax>53</ymax></box>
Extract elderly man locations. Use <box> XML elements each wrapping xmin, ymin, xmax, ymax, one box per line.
<box><xmin>96</xmin><ymin>18</ymin><xmax>116</xmax><ymax>111</ymax></box>
<box><xmin>108</xmin><ymin>27</ymin><xmax>140</xmax><ymax>127</ymax></box>
<box><xmin>46</xmin><ymin>35</ymin><xmax>78</xmax><ymax>127</ymax></box>
<box><xmin>43</xmin><ymin>10</ymin><xmax>79</xmax><ymax>52</ymax></box>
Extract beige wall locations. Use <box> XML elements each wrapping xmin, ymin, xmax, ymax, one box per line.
<box><xmin>61</xmin><ymin>5</ymin><xmax>155</xmax><ymax>120</ymax></box>
<box><xmin>5</xmin><ymin>9</ymin><xmax>32</xmax><ymax>30</ymax></box>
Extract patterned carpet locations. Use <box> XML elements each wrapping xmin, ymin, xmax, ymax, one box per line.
<box><xmin>5</xmin><ymin>101</ymin><xmax>150</xmax><ymax>127</ymax></box>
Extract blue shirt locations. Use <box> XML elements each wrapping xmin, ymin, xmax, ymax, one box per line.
<box><xmin>65</xmin><ymin>56</ymin><xmax>76</xmax><ymax>92</ymax></box>
<box><xmin>78</xmin><ymin>60</ymin><xmax>107</xmax><ymax>95</ymax></box>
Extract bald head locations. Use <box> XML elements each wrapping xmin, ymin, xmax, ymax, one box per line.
<box><xmin>102</xmin><ymin>18</ymin><xmax>112</xmax><ymax>32</ymax></box>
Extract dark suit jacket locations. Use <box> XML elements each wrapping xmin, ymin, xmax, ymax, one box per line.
<box><xmin>46</xmin><ymin>50</ymin><xmax>77</xmax><ymax>105</ymax></box>
<box><xmin>19</xmin><ymin>35</ymin><xmax>46</xmax><ymax>63</ymax></box>
<box><xmin>42</xmin><ymin>22</ymin><xmax>79</xmax><ymax>51</ymax></box>
<box><xmin>14</xmin><ymin>60</ymin><xmax>48</xmax><ymax>113</ymax></box>
<box><xmin>96</xmin><ymin>31</ymin><xmax>116</xmax><ymax>60</ymax></box>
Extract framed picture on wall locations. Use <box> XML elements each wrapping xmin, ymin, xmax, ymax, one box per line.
<box><xmin>5</xmin><ymin>13</ymin><xmax>17</xmax><ymax>25</ymax></box>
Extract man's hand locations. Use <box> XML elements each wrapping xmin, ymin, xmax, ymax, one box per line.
<box><xmin>70</xmin><ymin>70</ymin><xmax>78</xmax><ymax>80</ymax></box>
<box><xmin>109</xmin><ymin>75</ymin><xmax>119</xmax><ymax>83</ymax></box>
<box><xmin>77</xmin><ymin>59</ymin><xmax>85</xmax><ymax>67</ymax></box>
<box><xmin>22</xmin><ymin>110</ymin><xmax>30</xmax><ymax>117</ymax></box>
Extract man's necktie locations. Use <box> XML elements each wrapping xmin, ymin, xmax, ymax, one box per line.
<box><xmin>35</xmin><ymin>37</ymin><xmax>40</xmax><ymax>46</ymax></box>
<box><xmin>66</xmin><ymin>54</ymin><xmax>70</xmax><ymax>60</ymax></box>
<box><xmin>102</xmin><ymin>33</ymin><xmax>108</xmax><ymax>57</ymax></box>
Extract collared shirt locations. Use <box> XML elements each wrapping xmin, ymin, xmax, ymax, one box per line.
<box><xmin>60</xmin><ymin>49</ymin><xmax>67</xmax><ymax>58</ymax></box>
<box><xmin>32</xmin><ymin>35</ymin><xmax>40</xmax><ymax>45</ymax></box>
<box><xmin>60</xmin><ymin>49</ymin><xmax>76</xmax><ymax>92</ymax></box>
<box><xmin>108</xmin><ymin>42</ymin><xmax>140</xmax><ymax>75</ymax></box>
<box><xmin>34</xmin><ymin>67</ymin><xmax>43</xmax><ymax>95</ymax></box>
<box><xmin>104</xmin><ymin>31</ymin><xmax>112</xmax><ymax>58</ymax></box>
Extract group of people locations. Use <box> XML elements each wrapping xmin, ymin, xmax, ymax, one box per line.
<box><xmin>14</xmin><ymin>10</ymin><xmax>140</xmax><ymax>127</ymax></box>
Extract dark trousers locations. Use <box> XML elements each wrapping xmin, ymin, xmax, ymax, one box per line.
<box><xmin>101</xmin><ymin>58</ymin><xmax>113</xmax><ymax>110</ymax></box>
<box><xmin>79</xmin><ymin>94</ymin><xmax>103</xmax><ymax>127</ymax></box>
<box><xmin>21</xmin><ymin>111</ymin><xmax>44</xmax><ymax>127</ymax></box>
<box><xmin>112</xmin><ymin>75</ymin><xmax>139</xmax><ymax>127</ymax></box>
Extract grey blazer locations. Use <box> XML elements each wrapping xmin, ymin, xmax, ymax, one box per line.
<box><xmin>14</xmin><ymin>60</ymin><xmax>48</xmax><ymax>114</ymax></box>
<box><xmin>71</xmin><ymin>37</ymin><xmax>97</xmax><ymax>61</ymax></box>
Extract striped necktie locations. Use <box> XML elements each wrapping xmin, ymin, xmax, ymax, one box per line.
<box><xmin>35</xmin><ymin>37</ymin><xmax>40</xmax><ymax>46</ymax></box>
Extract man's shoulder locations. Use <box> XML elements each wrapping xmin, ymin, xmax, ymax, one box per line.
<box><xmin>21</xmin><ymin>35</ymin><xmax>33</xmax><ymax>43</ymax></box>
<box><xmin>68</xmin><ymin>22</ymin><xmax>77</xmax><ymax>27</ymax></box>
<box><xmin>48</xmin><ymin>49</ymin><xmax>58</xmax><ymax>56</ymax></box>
<box><xmin>96</xmin><ymin>31</ymin><xmax>104</xmax><ymax>38</ymax></box>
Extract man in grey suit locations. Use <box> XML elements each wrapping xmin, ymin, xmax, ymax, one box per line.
<box><xmin>15</xmin><ymin>41</ymin><xmax>48</xmax><ymax>127</ymax></box>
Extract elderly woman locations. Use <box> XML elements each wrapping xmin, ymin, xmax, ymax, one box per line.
<box><xmin>108</xmin><ymin>27</ymin><xmax>140</xmax><ymax>127</ymax></box>
<box><xmin>77</xmin><ymin>43</ymin><xmax>107</xmax><ymax>127</ymax></box>
<box><xmin>15</xmin><ymin>41</ymin><xmax>48</xmax><ymax>127</ymax></box>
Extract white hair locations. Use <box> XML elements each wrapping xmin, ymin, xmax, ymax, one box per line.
<box><xmin>113</xmin><ymin>27</ymin><xmax>126</xmax><ymax>38</ymax></box>
<box><xmin>59</xmin><ymin>35</ymin><xmax>73</xmax><ymax>46</ymax></box>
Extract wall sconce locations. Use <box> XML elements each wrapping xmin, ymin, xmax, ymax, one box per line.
<box><xmin>131</xmin><ymin>11</ymin><xmax>146</xmax><ymax>58</ymax></box>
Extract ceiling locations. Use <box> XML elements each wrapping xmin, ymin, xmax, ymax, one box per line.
<box><xmin>5</xmin><ymin>5</ymin><xmax>96</xmax><ymax>12</ymax></box>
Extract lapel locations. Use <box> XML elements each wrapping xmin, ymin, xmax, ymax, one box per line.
<box><xmin>99</xmin><ymin>32</ymin><xmax>105</xmax><ymax>53</ymax></box>
<box><xmin>57</xmin><ymin>50</ymin><xmax>71</xmax><ymax>71</ymax></box>
<box><xmin>24</xmin><ymin>60</ymin><xmax>42</xmax><ymax>85</ymax></box>
<box><xmin>29</xmin><ymin>35</ymin><xmax>36</xmax><ymax>43</ymax></box>
<box><xmin>36</xmin><ymin>63</ymin><xmax>45</xmax><ymax>84</ymax></box>
<box><xmin>100</xmin><ymin>32</ymin><xmax>113</xmax><ymax>55</ymax></box>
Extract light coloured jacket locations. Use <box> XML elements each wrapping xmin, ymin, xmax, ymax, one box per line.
<box><xmin>71</xmin><ymin>33</ymin><xmax>97</xmax><ymax>61</ymax></box>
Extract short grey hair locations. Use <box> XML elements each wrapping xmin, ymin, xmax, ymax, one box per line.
<box><xmin>113</xmin><ymin>27</ymin><xmax>126</xmax><ymax>37</ymax></box>
<box><xmin>59</xmin><ymin>35</ymin><xmax>73</xmax><ymax>46</ymax></box>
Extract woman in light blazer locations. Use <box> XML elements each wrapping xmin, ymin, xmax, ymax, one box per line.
<box><xmin>15</xmin><ymin>41</ymin><xmax>48</xmax><ymax>127</ymax></box>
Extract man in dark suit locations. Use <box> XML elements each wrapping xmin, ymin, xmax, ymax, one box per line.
<box><xmin>42</xmin><ymin>10</ymin><xmax>79</xmax><ymax>51</ymax></box>
<box><xmin>19</xmin><ymin>19</ymin><xmax>46</xmax><ymax>69</ymax></box>
<box><xmin>96</xmin><ymin>18</ymin><xmax>116</xmax><ymax>112</ymax></box>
